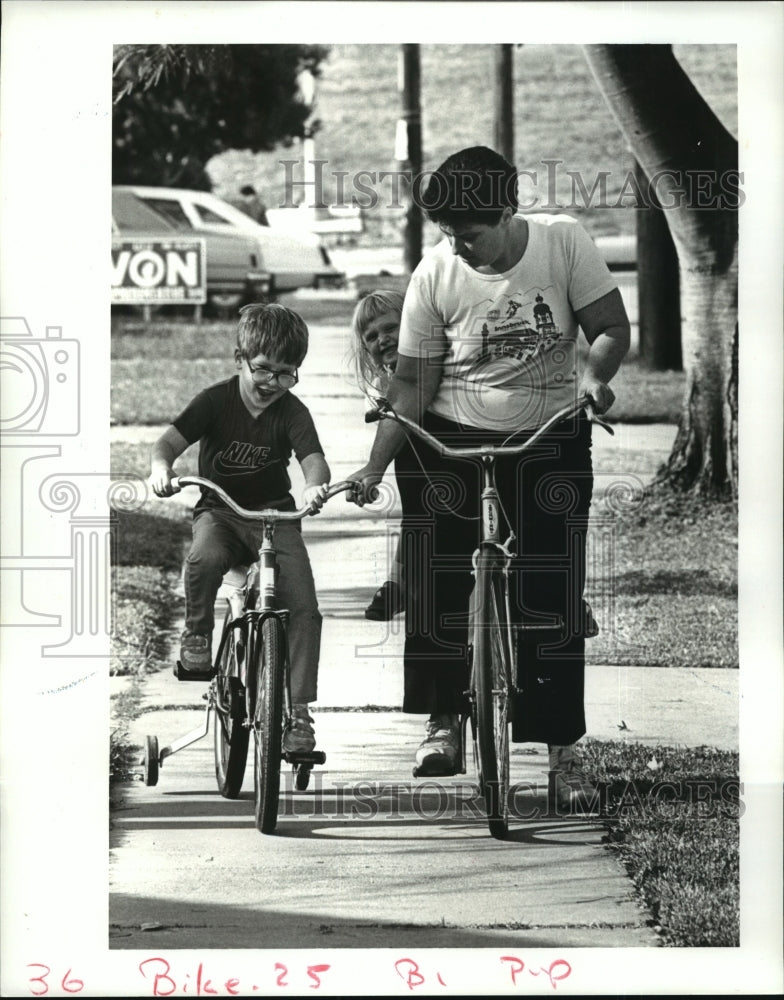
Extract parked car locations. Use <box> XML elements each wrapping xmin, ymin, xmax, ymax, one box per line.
<box><xmin>115</xmin><ymin>185</ymin><xmax>345</xmax><ymax>295</ymax></box>
<box><xmin>112</xmin><ymin>188</ymin><xmax>271</xmax><ymax>312</ymax></box>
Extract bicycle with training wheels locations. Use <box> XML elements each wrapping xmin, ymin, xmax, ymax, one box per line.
<box><xmin>140</xmin><ymin>476</ymin><xmax>353</xmax><ymax>834</ymax></box>
<box><xmin>363</xmin><ymin>393</ymin><xmax>612</xmax><ymax>839</ymax></box>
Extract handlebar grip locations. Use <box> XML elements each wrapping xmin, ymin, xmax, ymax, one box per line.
<box><xmin>365</xmin><ymin>397</ymin><xmax>391</xmax><ymax>423</ymax></box>
<box><xmin>584</xmin><ymin>401</ymin><xmax>615</xmax><ymax>436</ymax></box>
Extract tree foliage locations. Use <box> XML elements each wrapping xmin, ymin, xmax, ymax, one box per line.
<box><xmin>112</xmin><ymin>44</ymin><xmax>329</xmax><ymax>188</ymax></box>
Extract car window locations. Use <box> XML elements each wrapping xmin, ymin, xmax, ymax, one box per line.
<box><xmin>194</xmin><ymin>205</ymin><xmax>235</xmax><ymax>226</ymax></box>
<box><xmin>143</xmin><ymin>198</ymin><xmax>193</xmax><ymax>229</ymax></box>
<box><xmin>112</xmin><ymin>190</ymin><xmax>177</xmax><ymax>231</ymax></box>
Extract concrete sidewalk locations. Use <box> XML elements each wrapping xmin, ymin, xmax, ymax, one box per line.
<box><xmin>111</xmin><ymin>512</ymin><xmax>736</xmax><ymax>952</ymax></box>
<box><xmin>111</xmin><ymin>417</ymin><xmax>736</xmax><ymax>951</ymax></box>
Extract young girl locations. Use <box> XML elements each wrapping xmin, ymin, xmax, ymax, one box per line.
<box><xmin>350</xmin><ymin>290</ymin><xmax>407</xmax><ymax>621</ymax></box>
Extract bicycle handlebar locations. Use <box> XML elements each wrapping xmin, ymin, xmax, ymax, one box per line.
<box><xmin>364</xmin><ymin>393</ymin><xmax>613</xmax><ymax>459</ymax></box>
<box><xmin>169</xmin><ymin>476</ymin><xmax>355</xmax><ymax>520</ymax></box>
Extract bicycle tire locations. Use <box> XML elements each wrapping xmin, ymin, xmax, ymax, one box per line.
<box><xmin>253</xmin><ymin>615</ymin><xmax>285</xmax><ymax>834</ymax></box>
<box><xmin>214</xmin><ymin>608</ymin><xmax>250</xmax><ymax>799</ymax></box>
<box><xmin>143</xmin><ymin>734</ymin><xmax>159</xmax><ymax>787</ymax></box>
<box><xmin>473</xmin><ymin>562</ymin><xmax>511</xmax><ymax>839</ymax></box>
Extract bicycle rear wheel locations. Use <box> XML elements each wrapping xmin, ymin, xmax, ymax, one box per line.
<box><xmin>253</xmin><ymin>615</ymin><xmax>285</xmax><ymax>834</ymax></box>
<box><xmin>473</xmin><ymin>562</ymin><xmax>512</xmax><ymax>839</ymax></box>
<box><xmin>214</xmin><ymin>608</ymin><xmax>250</xmax><ymax>798</ymax></box>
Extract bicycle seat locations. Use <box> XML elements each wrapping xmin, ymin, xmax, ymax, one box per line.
<box><xmin>218</xmin><ymin>564</ymin><xmax>251</xmax><ymax>596</ymax></box>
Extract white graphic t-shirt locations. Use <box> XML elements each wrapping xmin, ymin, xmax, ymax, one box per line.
<box><xmin>397</xmin><ymin>213</ymin><xmax>618</xmax><ymax>431</ymax></box>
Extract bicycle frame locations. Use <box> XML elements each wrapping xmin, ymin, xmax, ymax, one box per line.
<box><xmin>173</xmin><ymin>472</ymin><xmax>354</xmax><ymax>699</ymax></box>
<box><xmin>144</xmin><ymin>477</ymin><xmax>353</xmax><ymax>827</ymax></box>
<box><xmin>365</xmin><ymin>392</ymin><xmax>611</xmax><ymax>658</ymax></box>
<box><xmin>364</xmin><ymin>394</ymin><xmax>613</xmax><ymax>836</ymax></box>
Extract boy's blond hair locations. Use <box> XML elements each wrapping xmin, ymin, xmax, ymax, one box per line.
<box><xmin>350</xmin><ymin>289</ymin><xmax>405</xmax><ymax>395</ymax></box>
<box><xmin>236</xmin><ymin>302</ymin><xmax>309</xmax><ymax>366</ymax></box>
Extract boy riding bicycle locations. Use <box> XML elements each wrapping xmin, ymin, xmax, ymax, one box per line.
<box><xmin>149</xmin><ymin>303</ymin><xmax>330</xmax><ymax>754</ymax></box>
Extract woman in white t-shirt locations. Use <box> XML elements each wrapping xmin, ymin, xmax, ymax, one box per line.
<box><xmin>348</xmin><ymin>147</ymin><xmax>630</xmax><ymax>810</ymax></box>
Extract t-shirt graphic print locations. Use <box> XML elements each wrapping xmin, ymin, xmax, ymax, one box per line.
<box><xmin>398</xmin><ymin>214</ymin><xmax>618</xmax><ymax>432</ymax></box>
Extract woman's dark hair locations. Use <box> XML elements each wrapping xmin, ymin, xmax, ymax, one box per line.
<box><xmin>419</xmin><ymin>146</ymin><xmax>518</xmax><ymax>227</ymax></box>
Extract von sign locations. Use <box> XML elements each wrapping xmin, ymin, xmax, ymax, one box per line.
<box><xmin>112</xmin><ymin>239</ymin><xmax>206</xmax><ymax>304</ymax></box>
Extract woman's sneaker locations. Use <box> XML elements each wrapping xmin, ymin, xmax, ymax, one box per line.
<box><xmin>547</xmin><ymin>743</ymin><xmax>600</xmax><ymax>813</ymax></box>
<box><xmin>414</xmin><ymin>714</ymin><xmax>460</xmax><ymax>776</ymax></box>
<box><xmin>283</xmin><ymin>704</ymin><xmax>316</xmax><ymax>754</ymax></box>
<box><xmin>179</xmin><ymin>630</ymin><xmax>212</xmax><ymax>673</ymax></box>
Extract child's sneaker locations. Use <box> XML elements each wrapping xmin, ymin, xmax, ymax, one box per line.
<box><xmin>414</xmin><ymin>713</ymin><xmax>460</xmax><ymax>776</ymax></box>
<box><xmin>283</xmin><ymin>704</ymin><xmax>316</xmax><ymax>754</ymax></box>
<box><xmin>548</xmin><ymin>743</ymin><xmax>599</xmax><ymax>812</ymax></box>
<box><xmin>179</xmin><ymin>630</ymin><xmax>212</xmax><ymax>673</ymax></box>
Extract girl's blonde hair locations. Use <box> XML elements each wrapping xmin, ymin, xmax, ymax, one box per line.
<box><xmin>349</xmin><ymin>289</ymin><xmax>405</xmax><ymax>396</ymax></box>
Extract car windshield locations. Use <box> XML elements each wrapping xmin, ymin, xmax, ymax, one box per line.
<box><xmin>112</xmin><ymin>190</ymin><xmax>178</xmax><ymax>232</ymax></box>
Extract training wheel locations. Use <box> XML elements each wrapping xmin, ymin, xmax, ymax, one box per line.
<box><xmin>143</xmin><ymin>734</ymin><xmax>159</xmax><ymax>786</ymax></box>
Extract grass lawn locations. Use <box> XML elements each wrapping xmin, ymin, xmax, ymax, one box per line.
<box><xmin>582</xmin><ymin>739</ymin><xmax>740</xmax><ymax>947</ymax></box>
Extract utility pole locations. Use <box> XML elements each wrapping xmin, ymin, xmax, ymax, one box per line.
<box><xmin>397</xmin><ymin>44</ymin><xmax>423</xmax><ymax>273</ymax></box>
<box><xmin>493</xmin><ymin>45</ymin><xmax>515</xmax><ymax>163</ymax></box>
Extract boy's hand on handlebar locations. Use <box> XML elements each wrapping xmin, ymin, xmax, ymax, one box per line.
<box><xmin>149</xmin><ymin>465</ymin><xmax>178</xmax><ymax>498</ymax></box>
<box><xmin>303</xmin><ymin>482</ymin><xmax>330</xmax><ymax>514</ymax></box>
<box><xmin>345</xmin><ymin>467</ymin><xmax>382</xmax><ymax>507</ymax></box>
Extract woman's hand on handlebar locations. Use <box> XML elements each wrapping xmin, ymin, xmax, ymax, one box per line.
<box><xmin>345</xmin><ymin>466</ymin><xmax>382</xmax><ymax>508</ymax></box>
<box><xmin>579</xmin><ymin>378</ymin><xmax>615</xmax><ymax>416</ymax></box>
<box><xmin>149</xmin><ymin>463</ymin><xmax>178</xmax><ymax>498</ymax></box>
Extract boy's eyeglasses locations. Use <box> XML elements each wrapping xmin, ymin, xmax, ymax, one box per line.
<box><xmin>244</xmin><ymin>359</ymin><xmax>298</xmax><ymax>389</ymax></box>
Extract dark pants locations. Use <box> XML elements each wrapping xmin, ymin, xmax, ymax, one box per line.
<box><xmin>396</xmin><ymin>411</ymin><xmax>593</xmax><ymax>746</ymax></box>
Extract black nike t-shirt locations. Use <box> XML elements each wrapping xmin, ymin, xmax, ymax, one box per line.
<box><xmin>173</xmin><ymin>376</ymin><xmax>323</xmax><ymax>513</ymax></box>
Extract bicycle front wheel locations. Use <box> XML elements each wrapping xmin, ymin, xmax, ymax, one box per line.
<box><xmin>473</xmin><ymin>563</ymin><xmax>512</xmax><ymax>839</ymax></box>
<box><xmin>214</xmin><ymin>608</ymin><xmax>250</xmax><ymax>799</ymax></box>
<box><xmin>253</xmin><ymin>615</ymin><xmax>285</xmax><ymax>834</ymax></box>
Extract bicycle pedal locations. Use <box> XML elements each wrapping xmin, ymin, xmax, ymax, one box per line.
<box><xmin>174</xmin><ymin>660</ymin><xmax>215</xmax><ymax>682</ymax></box>
<box><xmin>282</xmin><ymin>750</ymin><xmax>326</xmax><ymax>766</ymax></box>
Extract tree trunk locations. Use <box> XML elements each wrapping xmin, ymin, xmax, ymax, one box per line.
<box><xmin>634</xmin><ymin>160</ymin><xmax>682</xmax><ymax>371</ymax></box>
<box><xmin>583</xmin><ymin>45</ymin><xmax>738</xmax><ymax>498</ymax></box>
<box><xmin>493</xmin><ymin>45</ymin><xmax>515</xmax><ymax>165</ymax></box>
